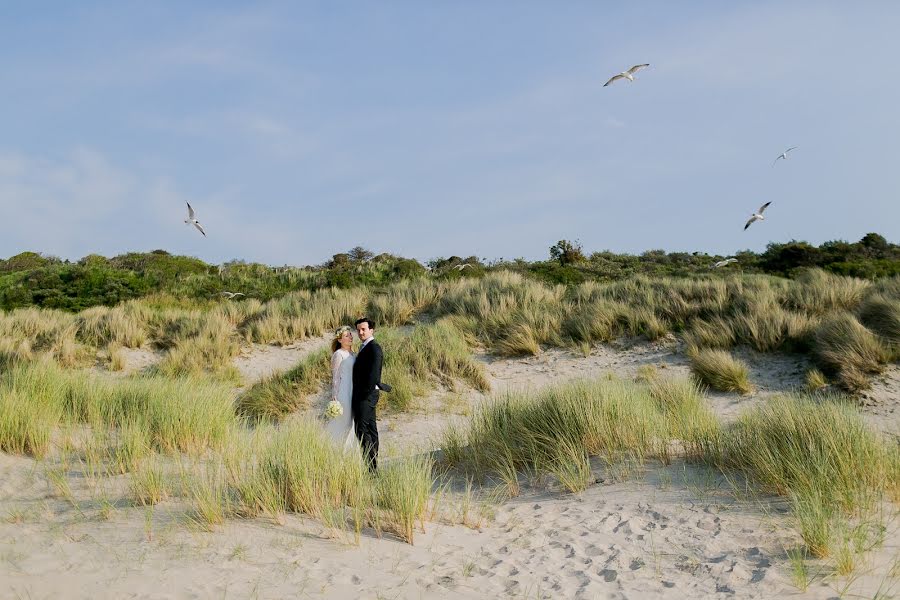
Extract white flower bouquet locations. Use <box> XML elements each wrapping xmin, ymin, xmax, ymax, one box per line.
<box><xmin>325</xmin><ymin>399</ymin><xmax>343</xmax><ymax>419</ymax></box>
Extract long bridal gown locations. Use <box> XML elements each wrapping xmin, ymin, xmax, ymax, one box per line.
<box><xmin>326</xmin><ymin>348</ymin><xmax>358</xmax><ymax>451</ymax></box>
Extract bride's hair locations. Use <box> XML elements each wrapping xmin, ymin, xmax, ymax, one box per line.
<box><xmin>332</xmin><ymin>325</ymin><xmax>352</xmax><ymax>352</ymax></box>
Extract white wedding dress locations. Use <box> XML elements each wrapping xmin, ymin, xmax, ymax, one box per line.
<box><xmin>326</xmin><ymin>349</ymin><xmax>357</xmax><ymax>451</ymax></box>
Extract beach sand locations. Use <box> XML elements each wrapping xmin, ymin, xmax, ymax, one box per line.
<box><xmin>2</xmin><ymin>337</ymin><xmax>898</xmax><ymax>599</ymax></box>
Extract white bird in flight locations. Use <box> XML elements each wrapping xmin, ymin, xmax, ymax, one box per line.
<box><xmin>454</xmin><ymin>263</ymin><xmax>474</xmax><ymax>271</ymax></box>
<box><xmin>184</xmin><ymin>202</ymin><xmax>206</xmax><ymax>237</ymax></box>
<box><xmin>713</xmin><ymin>258</ymin><xmax>739</xmax><ymax>268</ymax></box>
<box><xmin>219</xmin><ymin>291</ymin><xmax>245</xmax><ymax>299</ymax></box>
<box><xmin>772</xmin><ymin>146</ymin><xmax>798</xmax><ymax>166</ymax></box>
<box><xmin>604</xmin><ymin>64</ymin><xmax>651</xmax><ymax>87</ymax></box>
<box><xmin>744</xmin><ymin>202</ymin><xmax>772</xmax><ymax>230</ymax></box>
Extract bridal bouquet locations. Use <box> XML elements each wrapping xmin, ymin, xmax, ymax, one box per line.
<box><xmin>325</xmin><ymin>400</ymin><xmax>343</xmax><ymax>419</ymax></box>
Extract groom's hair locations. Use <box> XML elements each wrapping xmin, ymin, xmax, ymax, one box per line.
<box><xmin>355</xmin><ymin>317</ymin><xmax>376</xmax><ymax>330</ymax></box>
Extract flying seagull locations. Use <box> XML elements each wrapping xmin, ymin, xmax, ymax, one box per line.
<box><xmin>772</xmin><ymin>146</ymin><xmax>798</xmax><ymax>166</ymax></box>
<box><xmin>219</xmin><ymin>291</ymin><xmax>245</xmax><ymax>299</ymax></box>
<box><xmin>713</xmin><ymin>258</ymin><xmax>739</xmax><ymax>268</ymax></box>
<box><xmin>184</xmin><ymin>202</ymin><xmax>206</xmax><ymax>236</ymax></box>
<box><xmin>744</xmin><ymin>202</ymin><xmax>772</xmax><ymax>230</ymax></box>
<box><xmin>604</xmin><ymin>64</ymin><xmax>650</xmax><ymax>87</ymax></box>
<box><xmin>453</xmin><ymin>264</ymin><xmax>474</xmax><ymax>271</ymax></box>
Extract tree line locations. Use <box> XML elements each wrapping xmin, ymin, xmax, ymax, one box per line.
<box><xmin>1</xmin><ymin>234</ymin><xmax>898</xmax><ymax>311</ymax></box>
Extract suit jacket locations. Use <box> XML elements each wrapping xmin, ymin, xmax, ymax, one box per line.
<box><xmin>352</xmin><ymin>339</ymin><xmax>383</xmax><ymax>407</ymax></box>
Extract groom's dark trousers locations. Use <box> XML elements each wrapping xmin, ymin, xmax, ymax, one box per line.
<box><xmin>352</xmin><ymin>339</ymin><xmax>383</xmax><ymax>472</ymax></box>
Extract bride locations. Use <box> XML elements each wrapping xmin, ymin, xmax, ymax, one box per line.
<box><xmin>325</xmin><ymin>325</ymin><xmax>357</xmax><ymax>449</ymax></box>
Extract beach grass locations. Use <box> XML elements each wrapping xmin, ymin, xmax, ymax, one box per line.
<box><xmin>688</xmin><ymin>348</ymin><xmax>753</xmax><ymax>394</ymax></box>
<box><xmin>440</xmin><ymin>377</ymin><xmax>720</xmax><ymax>487</ymax></box>
<box><xmin>706</xmin><ymin>395</ymin><xmax>899</xmax><ymax>557</ymax></box>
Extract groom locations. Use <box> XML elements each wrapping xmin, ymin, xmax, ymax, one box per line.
<box><xmin>352</xmin><ymin>317</ymin><xmax>383</xmax><ymax>472</ymax></box>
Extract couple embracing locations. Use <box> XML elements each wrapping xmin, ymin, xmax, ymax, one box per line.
<box><xmin>326</xmin><ymin>317</ymin><xmax>383</xmax><ymax>472</ymax></box>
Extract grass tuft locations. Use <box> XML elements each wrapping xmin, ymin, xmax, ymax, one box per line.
<box><xmin>813</xmin><ymin>313</ymin><xmax>891</xmax><ymax>391</ymax></box>
<box><xmin>688</xmin><ymin>348</ymin><xmax>753</xmax><ymax>394</ymax></box>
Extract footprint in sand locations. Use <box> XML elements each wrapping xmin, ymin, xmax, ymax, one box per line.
<box><xmin>599</xmin><ymin>568</ymin><xmax>618</xmax><ymax>582</ymax></box>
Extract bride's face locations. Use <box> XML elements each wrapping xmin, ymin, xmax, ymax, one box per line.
<box><xmin>340</xmin><ymin>331</ymin><xmax>353</xmax><ymax>349</ymax></box>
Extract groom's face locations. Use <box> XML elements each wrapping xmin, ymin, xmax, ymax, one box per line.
<box><xmin>357</xmin><ymin>322</ymin><xmax>373</xmax><ymax>341</ymax></box>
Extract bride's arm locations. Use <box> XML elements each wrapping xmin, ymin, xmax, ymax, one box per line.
<box><xmin>330</xmin><ymin>351</ymin><xmax>343</xmax><ymax>401</ymax></box>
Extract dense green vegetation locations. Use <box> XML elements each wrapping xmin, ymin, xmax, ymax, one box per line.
<box><xmin>2</xmin><ymin>234</ymin><xmax>898</xmax><ymax>311</ymax></box>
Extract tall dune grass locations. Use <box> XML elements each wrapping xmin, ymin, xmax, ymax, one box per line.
<box><xmin>688</xmin><ymin>348</ymin><xmax>753</xmax><ymax>394</ymax></box>
<box><xmin>367</xmin><ymin>278</ymin><xmax>439</xmax><ymax>326</ymax></box>
<box><xmin>813</xmin><ymin>313</ymin><xmax>891</xmax><ymax>390</ymax></box>
<box><xmin>210</xmin><ymin>420</ymin><xmax>434</xmax><ymax>543</ymax></box>
<box><xmin>0</xmin><ymin>361</ymin><xmax>237</xmax><ymax>455</ymax></box>
<box><xmin>0</xmin><ymin>387</ymin><xmax>61</xmax><ymax>457</ymax></box>
<box><xmin>441</xmin><ymin>377</ymin><xmax>720</xmax><ymax>491</ymax></box>
<box><xmin>434</xmin><ymin>272</ymin><xmax>565</xmax><ymax>355</ymax></box>
<box><xmin>242</xmin><ymin>288</ymin><xmax>366</xmax><ymax>344</ymax></box>
<box><xmin>705</xmin><ymin>395</ymin><xmax>899</xmax><ymax>556</ymax></box>
<box><xmin>858</xmin><ymin>294</ymin><xmax>900</xmax><ymax>350</ymax></box>
<box><xmin>786</xmin><ymin>269</ymin><xmax>871</xmax><ymax>315</ymax></box>
<box><xmin>152</xmin><ymin>311</ymin><xmax>242</xmax><ymax>382</ymax></box>
<box><xmin>76</xmin><ymin>304</ymin><xmax>148</xmax><ymax>348</ymax></box>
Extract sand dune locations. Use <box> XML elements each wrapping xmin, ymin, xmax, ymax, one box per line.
<box><xmin>2</xmin><ymin>337</ymin><xmax>898</xmax><ymax>599</ymax></box>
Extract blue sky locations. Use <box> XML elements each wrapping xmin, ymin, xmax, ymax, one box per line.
<box><xmin>1</xmin><ymin>2</ymin><xmax>898</xmax><ymax>266</ymax></box>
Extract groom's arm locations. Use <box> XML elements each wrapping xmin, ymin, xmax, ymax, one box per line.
<box><xmin>366</xmin><ymin>344</ymin><xmax>383</xmax><ymax>395</ymax></box>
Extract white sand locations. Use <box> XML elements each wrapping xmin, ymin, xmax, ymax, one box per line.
<box><xmin>2</xmin><ymin>338</ymin><xmax>898</xmax><ymax>599</ymax></box>
<box><xmin>233</xmin><ymin>335</ymin><xmax>331</xmax><ymax>387</ymax></box>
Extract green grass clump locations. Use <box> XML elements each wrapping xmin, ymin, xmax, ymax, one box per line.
<box><xmin>245</xmin><ymin>420</ymin><xmax>433</xmax><ymax>543</ymax></box>
<box><xmin>707</xmin><ymin>395</ymin><xmax>899</xmax><ymax>557</ymax></box>
<box><xmin>114</xmin><ymin>417</ymin><xmax>153</xmax><ymax>474</ymax></box>
<box><xmin>812</xmin><ymin>313</ymin><xmax>891</xmax><ymax>391</ymax></box>
<box><xmin>681</xmin><ymin>317</ymin><xmax>736</xmax><ymax>350</ymax></box>
<box><xmin>646</xmin><ymin>377</ymin><xmax>721</xmax><ymax>458</ymax></box>
<box><xmin>76</xmin><ymin>304</ymin><xmax>148</xmax><ymax>348</ymax></box>
<box><xmin>561</xmin><ymin>301</ymin><xmax>625</xmax><ymax>346</ymax></box>
<box><xmin>786</xmin><ymin>268</ymin><xmax>871</xmax><ymax>315</ymax></box>
<box><xmin>858</xmin><ymin>294</ymin><xmax>900</xmax><ymax>350</ymax></box>
<box><xmin>380</xmin><ymin>321</ymin><xmax>490</xmax><ymax>411</ymax></box>
<box><xmin>130</xmin><ymin>456</ymin><xmax>168</xmax><ymax>506</ymax></box>
<box><xmin>70</xmin><ymin>375</ymin><xmax>237</xmax><ymax>454</ymax></box>
<box><xmin>434</xmin><ymin>272</ymin><xmax>565</xmax><ymax>355</ymax></box>
<box><xmin>0</xmin><ymin>362</ymin><xmax>237</xmax><ymax>455</ymax></box>
<box><xmin>242</xmin><ymin>288</ymin><xmax>367</xmax><ymax>345</ymax></box>
<box><xmin>805</xmin><ymin>369</ymin><xmax>829</xmax><ymax>392</ymax></box>
<box><xmin>188</xmin><ymin>461</ymin><xmax>231</xmax><ymax>529</ymax></box>
<box><xmin>236</xmin><ymin>347</ymin><xmax>332</xmax><ymax>421</ymax></box>
<box><xmin>366</xmin><ymin>279</ymin><xmax>438</xmax><ymax>326</ymax></box>
<box><xmin>732</xmin><ymin>305</ymin><xmax>817</xmax><ymax>352</ymax></box>
<box><xmin>374</xmin><ymin>455</ymin><xmax>433</xmax><ymax>543</ymax></box>
<box><xmin>152</xmin><ymin>312</ymin><xmax>242</xmax><ymax>382</ymax></box>
<box><xmin>0</xmin><ymin>388</ymin><xmax>60</xmax><ymax>457</ymax></box>
<box><xmin>442</xmin><ymin>377</ymin><xmax>718</xmax><ymax>490</ymax></box>
<box><xmin>688</xmin><ymin>348</ymin><xmax>753</xmax><ymax>394</ymax></box>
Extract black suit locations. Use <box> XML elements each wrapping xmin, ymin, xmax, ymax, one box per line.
<box><xmin>352</xmin><ymin>338</ymin><xmax>383</xmax><ymax>471</ymax></box>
